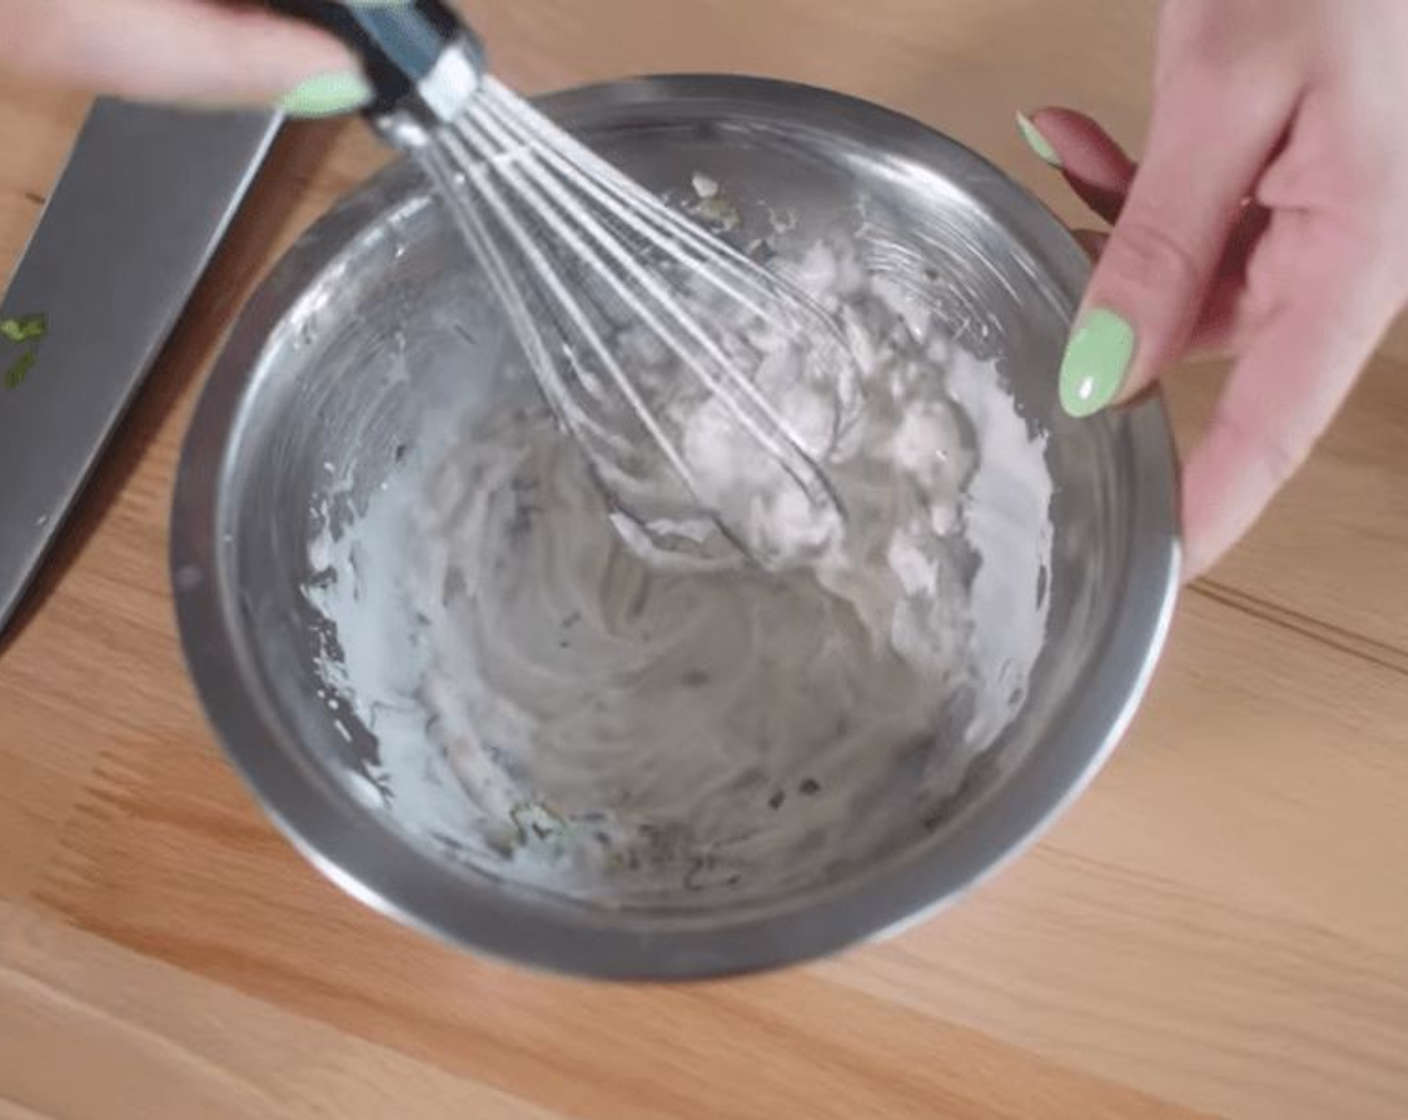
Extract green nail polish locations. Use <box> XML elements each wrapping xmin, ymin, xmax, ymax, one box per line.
<box><xmin>278</xmin><ymin>71</ymin><xmax>374</xmax><ymax>119</ymax></box>
<box><xmin>1016</xmin><ymin>111</ymin><xmax>1061</xmax><ymax>168</ymax></box>
<box><xmin>1059</xmin><ymin>308</ymin><xmax>1135</xmax><ymax>417</ymax></box>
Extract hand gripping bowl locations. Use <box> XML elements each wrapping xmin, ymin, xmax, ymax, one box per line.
<box><xmin>171</xmin><ymin>76</ymin><xmax>1179</xmax><ymax>980</ymax></box>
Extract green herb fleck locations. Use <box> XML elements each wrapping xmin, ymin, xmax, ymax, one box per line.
<box><xmin>1</xmin><ymin>313</ymin><xmax>47</xmax><ymax>343</ymax></box>
<box><xmin>693</xmin><ymin>195</ymin><xmax>741</xmax><ymax>232</ymax></box>
<box><xmin>3</xmin><ymin>348</ymin><xmax>37</xmax><ymax>389</ymax></box>
<box><xmin>510</xmin><ymin>802</ymin><xmax>569</xmax><ymax>850</ymax></box>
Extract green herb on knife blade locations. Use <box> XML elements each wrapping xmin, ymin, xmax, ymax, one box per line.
<box><xmin>0</xmin><ymin>313</ymin><xmax>47</xmax><ymax>343</ymax></box>
<box><xmin>3</xmin><ymin>349</ymin><xmax>38</xmax><ymax>389</ymax></box>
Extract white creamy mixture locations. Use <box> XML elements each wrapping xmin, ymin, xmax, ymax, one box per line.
<box><xmin>305</xmin><ymin>217</ymin><xmax>1053</xmax><ymax>907</ymax></box>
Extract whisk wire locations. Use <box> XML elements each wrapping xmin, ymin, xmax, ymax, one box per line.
<box><xmin>454</xmin><ymin>107</ymin><xmax>828</xmax><ymax>501</ymax></box>
<box><xmin>476</xmin><ymin>95</ymin><xmax>847</xmax><ymax>474</ymax></box>
<box><xmin>420</xmin><ymin>77</ymin><xmax>853</xmax><ymax>563</ymax></box>
<box><xmin>478</xmin><ymin>85</ymin><xmax>857</xmax><ymax>474</ymax></box>
<box><xmin>438</xmin><ymin>118</ymin><xmax>705</xmax><ymax>489</ymax></box>
<box><xmin>420</xmin><ymin>147</ymin><xmax>550</xmax><ymax>370</ymax></box>
<box><xmin>482</xmin><ymin>88</ymin><xmax>793</xmax><ymax>319</ymax></box>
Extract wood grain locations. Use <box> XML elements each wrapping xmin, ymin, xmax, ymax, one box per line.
<box><xmin>1</xmin><ymin>2</ymin><xmax>1405</xmax><ymax>1117</ymax></box>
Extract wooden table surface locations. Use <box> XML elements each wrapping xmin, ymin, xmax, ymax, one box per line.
<box><xmin>2</xmin><ymin>2</ymin><xmax>1406</xmax><ymax>1117</ymax></box>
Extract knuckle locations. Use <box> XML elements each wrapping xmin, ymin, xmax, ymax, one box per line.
<box><xmin>1210</xmin><ymin>408</ymin><xmax>1307</xmax><ymax>491</ymax></box>
<box><xmin>1156</xmin><ymin>8</ymin><xmax>1299</xmax><ymax>134</ymax></box>
<box><xmin>1160</xmin><ymin>0</ymin><xmax>1292</xmax><ymax>95</ymax></box>
<box><xmin>1159</xmin><ymin>46</ymin><xmax>1237</xmax><ymax>95</ymax></box>
<box><xmin>1099</xmin><ymin>217</ymin><xmax>1205</xmax><ymax>296</ymax></box>
<box><xmin>1250</xmin><ymin>434</ymin><xmax>1306</xmax><ymax>490</ymax></box>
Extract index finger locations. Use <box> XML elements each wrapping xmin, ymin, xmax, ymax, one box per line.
<box><xmin>6</xmin><ymin>0</ymin><xmax>357</xmax><ymax>107</ymax></box>
<box><xmin>1181</xmin><ymin>222</ymin><xmax>1401</xmax><ymax>577</ymax></box>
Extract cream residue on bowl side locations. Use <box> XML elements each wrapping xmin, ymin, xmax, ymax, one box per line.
<box><xmin>304</xmin><ymin>215</ymin><xmax>1054</xmax><ymax>908</ymax></box>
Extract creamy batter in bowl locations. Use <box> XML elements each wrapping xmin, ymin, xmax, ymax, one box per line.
<box><xmin>172</xmin><ymin>77</ymin><xmax>1179</xmax><ymax>979</ymax></box>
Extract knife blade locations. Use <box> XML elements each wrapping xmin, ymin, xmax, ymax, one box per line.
<box><xmin>0</xmin><ymin>98</ymin><xmax>280</xmax><ymax>637</ymax></box>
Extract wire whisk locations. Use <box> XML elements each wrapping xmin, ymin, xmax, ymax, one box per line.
<box><xmin>273</xmin><ymin>0</ymin><xmax>857</xmax><ymax>567</ymax></box>
<box><xmin>419</xmin><ymin>80</ymin><xmax>858</xmax><ymax>566</ymax></box>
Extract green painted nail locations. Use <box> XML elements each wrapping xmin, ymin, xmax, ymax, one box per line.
<box><xmin>1059</xmin><ymin>308</ymin><xmax>1135</xmax><ymax>417</ymax></box>
<box><xmin>1016</xmin><ymin>110</ymin><xmax>1061</xmax><ymax>168</ymax></box>
<box><xmin>278</xmin><ymin>71</ymin><xmax>374</xmax><ymax>119</ymax></box>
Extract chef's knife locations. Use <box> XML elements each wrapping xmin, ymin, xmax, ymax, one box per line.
<box><xmin>0</xmin><ymin>99</ymin><xmax>280</xmax><ymax>637</ymax></box>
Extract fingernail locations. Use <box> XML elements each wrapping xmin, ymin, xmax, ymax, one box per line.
<box><xmin>1016</xmin><ymin>110</ymin><xmax>1061</xmax><ymax>168</ymax></box>
<box><xmin>278</xmin><ymin>71</ymin><xmax>373</xmax><ymax>118</ymax></box>
<box><xmin>1059</xmin><ymin>308</ymin><xmax>1134</xmax><ymax>417</ymax></box>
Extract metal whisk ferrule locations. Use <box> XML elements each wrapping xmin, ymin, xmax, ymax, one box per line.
<box><xmin>372</xmin><ymin>34</ymin><xmax>486</xmax><ymax>149</ymax></box>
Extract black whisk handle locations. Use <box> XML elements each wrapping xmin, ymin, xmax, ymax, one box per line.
<box><xmin>269</xmin><ymin>0</ymin><xmax>474</xmax><ymax>115</ymax></box>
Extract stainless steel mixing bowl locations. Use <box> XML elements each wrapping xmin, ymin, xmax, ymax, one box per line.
<box><xmin>171</xmin><ymin>76</ymin><xmax>1179</xmax><ymax>979</ymax></box>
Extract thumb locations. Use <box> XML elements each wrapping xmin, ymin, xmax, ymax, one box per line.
<box><xmin>1057</xmin><ymin>70</ymin><xmax>1293</xmax><ymax>417</ymax></box>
